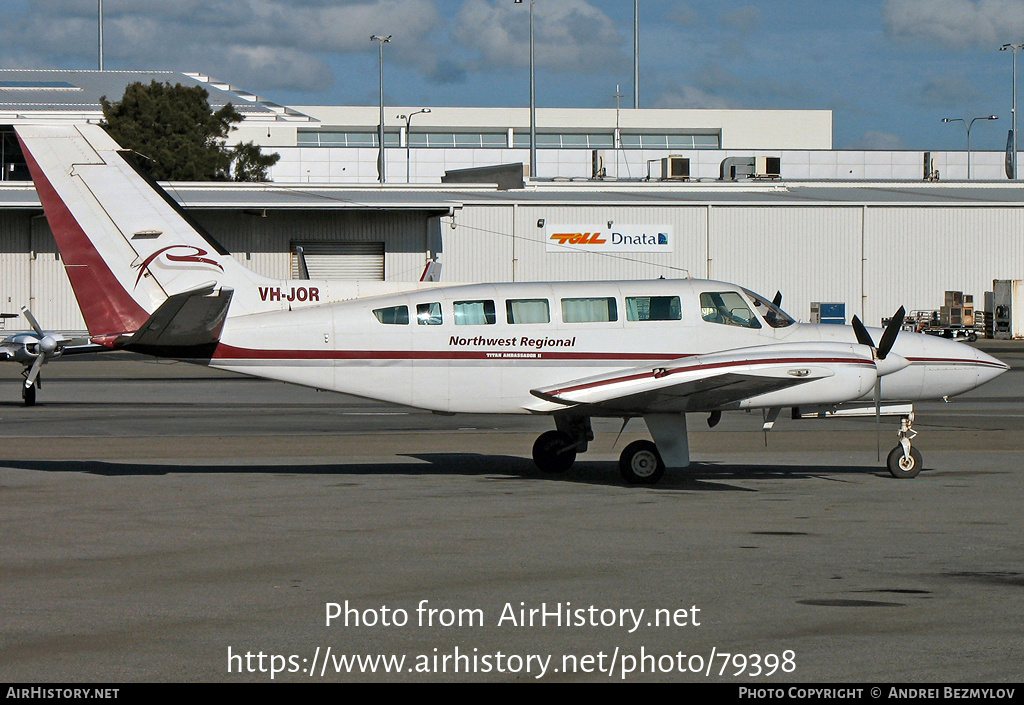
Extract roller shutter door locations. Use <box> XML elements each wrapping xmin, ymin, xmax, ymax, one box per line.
<box><xmin>291</xmin><ymin>241</ymin><xmax>385</xmax><ymax>280</ymax></box>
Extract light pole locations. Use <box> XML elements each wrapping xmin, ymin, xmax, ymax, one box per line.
<box><xmin>942</xmin><ymin>115</ymin><xmax>999</xmax><ymax>179</ymax></box>
<box><xmin>398</xmin><ymin>108</ymin><xmax>431</xmax><ymax>183</ymax></box>
<box><xmin>98</xmin><ymin>0</ymin><xmax>104</xmax><ymax>70</ymax></box>
<box><xmin>1001</xmin><ymin>43</ymin><xmax>1024</xmax><ymax>179</ymax></box>
<box><xmin>371</xmin><ymin>34</ymin><xmax>391</xmax><ymax>184</ymax></box>
<box><xmin>633</xmin><ymin>0</ymin><xmax>639</xmax><ymax>109</ymax></box>
<box><xmin>513</xmin><ymin>0</ymin><xmax>536</xmax><ymax>178</ymax></box>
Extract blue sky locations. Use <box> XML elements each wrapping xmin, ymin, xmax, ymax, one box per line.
<box><xmin>3</xmin><ymin>0</ymin><xmax>1024</xmax><ymax>150</ymax></box>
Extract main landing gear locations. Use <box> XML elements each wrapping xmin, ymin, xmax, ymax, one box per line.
<box><xmin>618</xmin><ymin>440</ymin><xmax>665</xmax><ymax>485</ymax></box>
<box><xmin>531</xmin><ymin>413</ymin><xmax>686</xmax><ymax>486</ymax></box>
<box><xmin>532</xmin><ymin>429</ymin><xmax>667</xmax><ymax>485</ymax></box>
<box><xmin>886</xmin><ymin>411</ymin><xmax>922</xmax><ymax>479</ymax></box>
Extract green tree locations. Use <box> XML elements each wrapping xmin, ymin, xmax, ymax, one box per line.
<box><xmin>101</xmin><ymin>81</ymin><xmax>278</xmax><ymax>181</ymax></box>
<box><xmin>231</xmin><ymin>140</ymin><xmax>280</xmax><ymax>182</ymax></box>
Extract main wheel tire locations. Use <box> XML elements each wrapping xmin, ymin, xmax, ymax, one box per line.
<box><xmin>532</xmin><ymin>430</ymin><xmax>577</xmax><ymax>474</ymax></box>
<box><xmin>887</xmin><ymin>445</ymin><xmax>922</xmax><ymax>479</ymax></box>
<box><xmin>22</xmin><ymin>384</ymin><xmax>36</xmax><ymax>407</ymax></box>
<box><xmin>619</xmin><ymin>440</ymin><xmax>666</xmax><ymax>485</ymax></box>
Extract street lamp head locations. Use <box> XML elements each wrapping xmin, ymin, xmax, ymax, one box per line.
<box><xmin>988</xmin><ymin>115</ymin><xmax>999</xmax><ymax>120</ymax></box>
<box><xmin>371</xmin><ymin>34</ymin><xmax>392</xmax><ymax>43</ymax></box>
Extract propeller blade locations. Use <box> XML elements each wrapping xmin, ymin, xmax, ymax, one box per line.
<box><xmin>772</xmin><ymin>290</ymin><xmax>783</xmax><ymax>308</ymax></box>
<box><xmin>24</xmin><ymin>354</ymin><xmax>45</xmax><ymax>388</ymax></box>
<box><xmin>21</xmin><ymin>306</ymin><xmax>43</xmax><ymax>336</ymax></box>
<box><xmin>851</xmin><ymin>315</ymin><xmax>874</xmax><ymax>348</ymax></box>
<box><xmin>877</xmin><ymin>306</ymin><xmax>906</xmax><ymax>360</ymax></box>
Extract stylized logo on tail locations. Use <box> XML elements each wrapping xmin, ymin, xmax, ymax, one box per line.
<box><xmin>134</xmin><ymin>245</ymin><xmax>225</xmax><ymax>287</ymax></box>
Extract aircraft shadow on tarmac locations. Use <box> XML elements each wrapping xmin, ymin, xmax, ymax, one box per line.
<box><xmin>1</xmin><ymin>455</ymin><xmax>889</xmax><ymax>491</ymax></box>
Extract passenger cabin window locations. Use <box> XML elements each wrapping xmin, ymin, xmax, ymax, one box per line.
<box><xmin>506</xmin><ymin>299</ymin><xmax>550</xmax><ymax>324</ymax></box>
<box><xmin>417</xmin><ymin>302</ymin><xmax>443</xmax><ymax>325</ymax></box>
<box><xmin>626</xmin><ymin>296</ymin><xmax>681</xmax><ymax>322</ymax></box>
<box><xmin>454</xmin><ymin>300</ymin><xmax>496</xmax><ymax>325</ymax></box>
<box><xmin>373</xmin><ymin>305</ymin><xmax>409</xmax><ymax>325</ymax></box>
<box><xmin>699</xmin><ymin>292</ymin><xmax>762</xmax><ymax>329</ymax></box>
<box><xmin>561</xmin><ymin>297</ymin><xmax>618</xmax><ymax>323</ymax></box>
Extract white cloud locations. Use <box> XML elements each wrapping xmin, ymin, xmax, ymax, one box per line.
<box><xmin>0</xmin><ymin>1</ymin><xmax>445</xmax><ymax>91</ymax></box>
<box><xmin>720</xmin><ymin>6</ymin><xmax>761</xmax><ymax>34</ymax></box>
<box><xmin>882</xmin><ymin>0</ymin><xmax>1024</xmax><ymax>49</ymax></box>
<box><xmin>652</xmin><ymin>84</ymin><xmax>735</xmax><ymax>110</ymax></box>
<box><xmin>451</xmin><ymin>0</ymin><xmax>627</xmax><ymax>73</ymax></box>
<box><xmin>845</xmin><ymin>130</ymin><xmax>908</xmax><ymax>150</ymax></box>
<box><xmin>918</xmin><ymin>74</ymin><xmax>982</xmax><ymax>107</ymax></box>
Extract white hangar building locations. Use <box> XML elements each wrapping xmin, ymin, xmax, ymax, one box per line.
<box><xmin>1</xmin><ymin>70</ymin><xmax>1023</xmax><ymax>335</ymax></box>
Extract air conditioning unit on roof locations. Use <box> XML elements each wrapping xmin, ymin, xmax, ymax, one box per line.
<box><xmin>661</xmin><ymin>155</ymin><xmax>689</xmax><ymax>180</ymax></box>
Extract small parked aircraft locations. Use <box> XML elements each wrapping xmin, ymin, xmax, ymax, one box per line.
<box><xmin>1</xmin><ymin>308</ymin><xmax>102</xmax><ymax>405</ymax></box>
<box><xmin>13</xmin><ymin>123</ymin><xmax>1008</xmax><ymax>481</ymax></box>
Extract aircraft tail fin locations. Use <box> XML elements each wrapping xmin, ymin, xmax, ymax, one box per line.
<box><xmin>15</xmin><ymin>123</ymin><xmax>258</xmax><ymax>339</ymax></box>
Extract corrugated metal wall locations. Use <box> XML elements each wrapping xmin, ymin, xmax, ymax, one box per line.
<box><xmin>708</xmin><ymin>206</ymin><xmax>864</xmax><ymax>324</ymax></box>
<box><xmin>515</xmin><ymin>206</ymin><xmax>707</xmax><ymax>282</ymax></box>
<box><xmin>0</xmin><ymin>209</ymin><xmax>434</xmax><ymax>331</ymax></box>
<box><xmin>1</xmin><ymin>202</ymin><xmax>1022</xmax><ymax>333</ymax></box>
<box><xmin>863</xmin><ymin>207</ymin><xmax>1024</xmax><ymax>326</ymax></box>
<box><xmin>193</xmin><ymin>209</ymin><xmax>432</xmax><ymax>283</ymax></box>
<box><xmin>442</xmin><ymin>206</ymin><xmax>515</xmax><ymax>281</ymax></box>
<box><xmin>0</xmin><ymin>211</ymin><xmax>31</xmax><ymax>326</ymax></box>
<box><xmin>29</xmin><ymin>216</ymin><xmax>85</xmax><ymax>330</ymax></box>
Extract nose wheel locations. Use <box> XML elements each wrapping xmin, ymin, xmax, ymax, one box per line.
<box><xmin>886</xmin><ymin>412</ymin><xmax>921</xmax><ymax>478</ymax></box>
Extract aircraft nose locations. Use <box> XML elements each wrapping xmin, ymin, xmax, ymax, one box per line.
<box><xmin>973</xmin><ymin>346</ymin><xmax>1010</xmax><ymax>386</ymax></box>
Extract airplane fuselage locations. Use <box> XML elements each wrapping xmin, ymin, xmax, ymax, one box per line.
<box><xmin>210</xmin><ymin>278</ymin><xmax>1006</xmax><ymax>414</ymax></box>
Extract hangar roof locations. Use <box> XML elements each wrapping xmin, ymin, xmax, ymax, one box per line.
<box><xmin>3</xmin><ymin>179</ymin><xmax>1024</xmax><ymax>212</ymax></box>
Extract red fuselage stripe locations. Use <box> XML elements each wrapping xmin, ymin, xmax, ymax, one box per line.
<box><xmin>211</xmin><ymin>344</ymin><xmax>682</xmax><ymax>361</ymax></box>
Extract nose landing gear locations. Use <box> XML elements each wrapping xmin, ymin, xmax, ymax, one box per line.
<box><xmin>886</xmin><ymin>412</ymin><xmax>921</xmax><ymax>478</ymax></box>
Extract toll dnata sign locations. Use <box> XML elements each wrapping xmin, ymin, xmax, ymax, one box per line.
<box><xmin>546</xmin><ymin>225</ymin><xmax>674</xmax><ymax>253</ymax></box>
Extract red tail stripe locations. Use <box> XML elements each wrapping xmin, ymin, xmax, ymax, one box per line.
<box><xmin>18</xmin><ymin>134</ymin><xmax>149</xmax><ymax>337</ymax></box>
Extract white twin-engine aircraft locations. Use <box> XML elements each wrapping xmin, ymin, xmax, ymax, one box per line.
<box><xmin>15</xmin><ymin>124</ymin><xmax>1008</xmax><ymax>483</ymax></box>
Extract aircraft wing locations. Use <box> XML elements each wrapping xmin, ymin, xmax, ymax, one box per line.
<box><xmin>526</xmin><ymin>343</ymin><xmax>876</xmax><ymax>414</ymax></box>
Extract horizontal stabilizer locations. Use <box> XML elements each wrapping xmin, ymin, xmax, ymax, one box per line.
<box><xmin>124</xmin><ymin>283</ymin><xmax>233</xmax><ymax>349</ymax></box>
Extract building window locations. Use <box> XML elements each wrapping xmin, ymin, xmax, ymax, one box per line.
<box><xmin>618</xmin><ymin>133</ymin><xmax>720</xmax><ymax>149</ymax></box>
<box><xmin>513</xmin><ymin>132</ymin><xmax>614</xmax><ymax>149</ymax></box>
<box><xmin>297</xmin><ymin>130</ymin><xmax>400</xmax><ymax>147</ymax></box>
<box><xmin>298</xmin><ymin>128</ymin><xmax>720</xmax><ymax>150</ymax></box>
